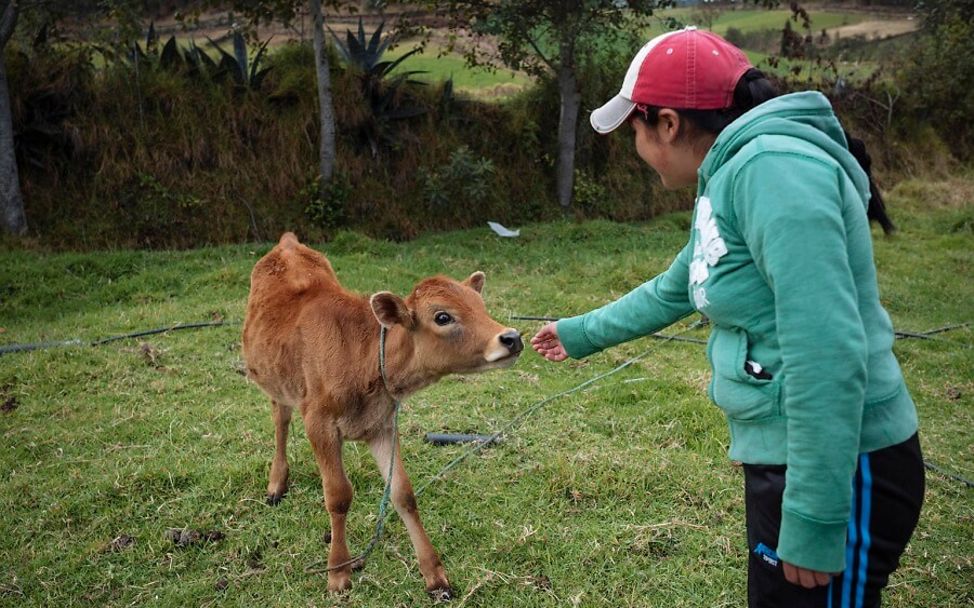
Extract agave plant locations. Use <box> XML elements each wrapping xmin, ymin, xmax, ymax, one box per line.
<box><xmin>96</xmin><ymin>22</ymin><xmax>209</xmax><ymax>81</ymax></box>
<box><xmin>330</xmin><ymin>18</ymin><xmax>428</xmax><ymax>156</ymax></box>
<box><xmin>206</xmin><ymin>30</ymin><xmax>273</xmax><ymax>91</ymax></box>
<box><xmin>331</xmin><ymin>18</ymin><xmax>426</xmax><ymax>85</ymax></box>
<box><xmin>93</xmin><ymin>22</ymin><xmax>180</xmax><ymax>72</ymax></box>
<box><xmin>181</xmin><ymin>39</ymin><xmax>221</xmax><ymax>81</ymax></box>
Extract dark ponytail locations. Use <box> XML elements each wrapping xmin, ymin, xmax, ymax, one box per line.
<box><xmin>635</xmin><ymin>68</ymin><xmax>894</xmax><ymax>234</ymax></box>
<box><xmin>843</xmin><ymin>132</ymin><xmax>895</xmax><ymax>234</ymax></box>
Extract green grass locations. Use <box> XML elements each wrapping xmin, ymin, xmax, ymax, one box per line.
<box><xmin>386</xmin><ymin>45</ymin><xmax>532</xmax><ymax>99</ymax></box>
<box><xmin>1</xmin><ymin>175</ymin><xmax>972</xmax><ymax>607</ymax></box>
<box><xmin>646</xmin><ymin>7</ymin><xmax>866</xmax><ymax>38</ymax></box>
<box><xmin>710</xmin><ymin>9</ymin><xmax>862</xmax><ymax>36</ymax></box>
<box><xmin>647</xmin><ymin>7</ymin><xmax>882</xmax><ymax>83</ymax></box>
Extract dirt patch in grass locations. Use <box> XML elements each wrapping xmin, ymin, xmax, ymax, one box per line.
<box><xmin>102</xmin><ymin>534</ymin><xmax>136</xmax><ymax>553</ymax></box>
<box><xmin>1</xmin><ymin>396</ymin><xmax>17</xmax><ymax>414</ymax></box>
<box><xmin>165</xmin><ymin>528</ymin><xmax>225</xmax><ymax>548</ymax></box>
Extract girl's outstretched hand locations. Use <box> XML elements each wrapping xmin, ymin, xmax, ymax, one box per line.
<box><xmin>531</xmin><ymin>322</ymin><xmax>569</xmax><ymax>362</ymax></box>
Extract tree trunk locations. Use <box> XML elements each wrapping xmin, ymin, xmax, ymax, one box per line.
<box><xmin>310</xmin><ymin>0</ymin><xmax>336</xmax><ymax>193</ymax></box>
<box><xmin>0</xmin><ymin>0</ymin><xmax>26</xmax><ymax>236</ymax></box>
<box><xmin>555</xmin><ymin>43</ymin><xmax>580</xmax><ymax>215</ymax></box>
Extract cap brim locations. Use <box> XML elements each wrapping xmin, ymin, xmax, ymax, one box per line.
<box><xmin>590</xmin><ymin>95</ymin><xmax>636</xmax><ymax>134</ymax></box>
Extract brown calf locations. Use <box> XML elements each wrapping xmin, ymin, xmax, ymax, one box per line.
<box><xmin>242</xmin><ymin>233</ymin><xmax>523</xmax><ymax>596</ymax></box>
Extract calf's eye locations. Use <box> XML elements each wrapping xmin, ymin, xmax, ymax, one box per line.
<box><xmin>434</xmin><ymin>312</ymin><xmax>453</xmax><ymax>326</ymax></box>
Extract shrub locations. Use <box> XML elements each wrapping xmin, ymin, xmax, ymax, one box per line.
<box><xmin>572</xmin><ymin>170</ymin><xmax>610</xmax><ymax>216</ymax></box>
<box><xmin>117</xmin><ymin>172</ymin><xmax>206</xmax><ymax>248</ymax></box>
<box><xmin>896</xmin><ymin>0</ymin><xmax>974</xmax><ymax>158</ymax></box>
<box><xmin>303</xmin><ymin>172</ymin><xmax>351</xmax><ymax>231</ymax></box>
<box><xmin>419</xmin><ymin>145</ymin><xmax>496</xmax><ymax>212</ymax></box>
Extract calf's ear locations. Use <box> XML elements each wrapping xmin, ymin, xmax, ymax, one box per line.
<box><xmin>465</xmin><ymin>271</ymin><xmax>486</xmax><ymax>294</ymax></box>
<box><xmin>370</xmin><ymin>292</ymin><xmax>415</xmax><ymax>329</ymax></box>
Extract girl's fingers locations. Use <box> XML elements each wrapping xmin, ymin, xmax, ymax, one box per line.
<box><xmin>530</xmin><ymin>330</ymin><xmax>553</xmax><ymax>343</ymax></box>
<box><xmin>531</xmin><ymin>341</ymin><xmax>567</xmax><ymax>361</ymax></box>
<box><xmin>783</xmin><ymin>562</ymin><xmax>831</xmax><ymax>589</ymax></box>
<box><xmin>531</xmin><ymin>324</ymin><xmax>566</xmax><ymax>362</ymax></box>
<box><xmin>798</xmin><ymin>568</ymin><xmax>817</xmax><ymax>588</ymax></box>
<box><xmin>783</xmin><ymin>563</ymin><xmax>797</xmax><ymax>585</ymax></box>
<box><xmin>531</xmin><ymin>338</ymin><xmax>559</xmax><ymax>351</ymax></box>
<box><xmin>531</xmin><ymin>323</ymin><xmax>558</xmax><ymax>344</ymax></box>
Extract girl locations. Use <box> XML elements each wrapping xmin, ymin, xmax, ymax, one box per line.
<box><xmin>531</xmin><ymin>27</ymin><xmax>923</xmax><ymax>608</ymax></box>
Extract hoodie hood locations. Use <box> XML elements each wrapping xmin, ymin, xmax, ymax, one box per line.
<box><xmin>699</xmin><ymin>91</ymin><xmax>871</xmax><ymax>208</ymax></box>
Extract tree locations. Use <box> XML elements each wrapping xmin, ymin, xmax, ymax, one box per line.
<box><xmin>309</xmin><ymin>0</ymin><xmax>336</xmax><ymax>186</ymax></box>
<box><xmin>430</xmin><ymin>0</ymin><xmax>672</xmax><ymax>213</ymax></box>
<box><xmin>0</xmin><ymin>0</ymin><xmax>26</xmax><ymax>235</ymax></box>
<box><xmin>0</xmin><ymin>0</ymin><xmax>147</xmax><ymax>237</ymax></box>
<box><xmin>897</xmin><ymin>0</ymin><xmax>974</xmax><ymax>156</ymax></box>
<box><xmin>184</xmin><ymin>1</ymin><xmax>338</xmax><ymax>196</ymax></box>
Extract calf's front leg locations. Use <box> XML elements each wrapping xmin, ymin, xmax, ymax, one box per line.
<box><xmin>305</xmin><ymin>408</ymin><xmax>355</xmax><ymax>593</ymax></box>
<box><xmin>368</xmin><ymin>425</ymin><xmax>452</xmax><ymax>599</ymax></box>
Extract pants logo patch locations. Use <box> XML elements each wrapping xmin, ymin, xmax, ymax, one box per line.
<box><xmin>754</xmin><ymin>542</ymin><xmax>780</xmax><ymax>567</ymax></box>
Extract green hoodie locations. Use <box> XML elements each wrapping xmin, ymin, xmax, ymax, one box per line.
<box><xmin>557</xmin><ymin>91</ymin><xmax>917</xmax><ymax>573</ymax></box>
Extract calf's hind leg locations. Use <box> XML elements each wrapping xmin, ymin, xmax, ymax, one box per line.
<box><xmin>266</xmin><ymin>400</ymin><xmax>292</xmax><ymax>505</ymax></box>
<box><xmin>368</xmin><ymin>426</ymin><xmax>452</xmax><ymax>598</ymax></box>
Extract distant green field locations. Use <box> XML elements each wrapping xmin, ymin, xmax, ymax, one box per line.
<box><xmin>646</xmin><ymin>7</ymin><xmax>865</xmax><ymax>37</ymax></box>
<box><xmin>742</xmin><ymin>49</ymin><xmax>881</xmax><ymax>83</ymax></box>
<box><xmin>386</xmin><ymin>45</ymin><xmax>532</xmax><ymax>98</ymax></box>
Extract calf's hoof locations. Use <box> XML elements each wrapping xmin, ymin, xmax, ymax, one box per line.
<box><xmin>423</xmin><ymin>565</ymin><xmax>451</xmax><ymax>600</ymax></box>
<box><xmin>265</xmin><ymin>491</ymin><xmax>286</xmax><ymax>506</ymax></box>
<box><xmin>427</xmin><ymin>585</ymin><xmax>453</xmax><ymax>602</ymax></box>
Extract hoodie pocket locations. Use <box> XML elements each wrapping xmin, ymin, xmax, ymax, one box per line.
<box><xmin>707</xmin><ymin>327</ymin><xmax>781</xmax><ymax>421</ymax></box>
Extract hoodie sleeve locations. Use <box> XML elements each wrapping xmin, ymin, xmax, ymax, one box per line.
<box><xmin>556</xmin><ymin>242</ymin><xmax>695</xmax><ymax>359</ymax></box>
<box><xmin>733</xmin><ymin>152</ymin><xmax>867</xmax><ymax>574</ymax></box>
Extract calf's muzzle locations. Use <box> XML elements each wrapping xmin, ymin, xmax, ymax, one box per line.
<box><xmin>500</xmin><ymin>330</ymin><xmax>524</xmax><ymax>354</ymax></box>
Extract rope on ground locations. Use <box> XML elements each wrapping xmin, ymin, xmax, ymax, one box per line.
<box><xmin>413</xmin><ymin>324</ymin><xmax>697</xmax><ymax>498</ymax></box>
<box><xmin>0</xmin><ymin>320</ymin><xmax>236</xmax><ymax>356</ymax></box>
<box><xmin>895</xmin><ymin>322</ymin><xmax>971</xmax><ymax>341</ymax></box>
<box><xmin>924</xmin><ymin>461</ymin><xmax>974</xmax><ymax>489</ymax></box>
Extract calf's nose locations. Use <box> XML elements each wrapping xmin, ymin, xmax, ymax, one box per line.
<box><xmin>499</xmin><ymin>330</ymin><xmax>523</xmax><ymax>354</ymax></box>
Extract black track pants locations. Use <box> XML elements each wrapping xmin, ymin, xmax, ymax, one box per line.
<box><xmin>744</xmin><ymin>433</ymin><xmax>924</xmax><ymax>608</ymax></box>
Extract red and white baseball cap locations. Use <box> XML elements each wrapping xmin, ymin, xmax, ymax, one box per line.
<box><xmin>590</xmin><ymin>27</ymin><xmax>752</xmax><ymax>134</ymax></box>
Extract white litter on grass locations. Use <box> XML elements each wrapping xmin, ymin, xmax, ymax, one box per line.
<box><xmin>487</xmin><ymin>221</ymin><xmax>520</xmax><ymax>238</ymax></box>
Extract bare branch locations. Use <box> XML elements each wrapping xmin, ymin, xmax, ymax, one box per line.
<box><xmin>525</xmin><ymin>33</ymin><xmax>555</xmax><ymax>72</ymax></box>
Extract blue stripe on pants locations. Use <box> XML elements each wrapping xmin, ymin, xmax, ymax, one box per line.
<box><xmin>841</xmin><ymin>466</ymin><xmax>860</xmax><ymax>608</ymax></box>
<box><xmin>855</xmin><ymin>455</ymin><xmax>873</xmax><ymax>608</ymax></box>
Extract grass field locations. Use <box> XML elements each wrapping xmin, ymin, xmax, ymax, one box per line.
<box><xmin>647</xmin><ymin>7</ymin><xmax>866</xmax><ymax>38</ymax></box>
<box><xmin>1</xmin><ymin>175</ymin><xmax>971</xmax><ymax>607</ymax></box>
<box><xmin>385</xmin><ymin>45</ymin><xmax>532</xmax><ymax>99</ymax></box>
